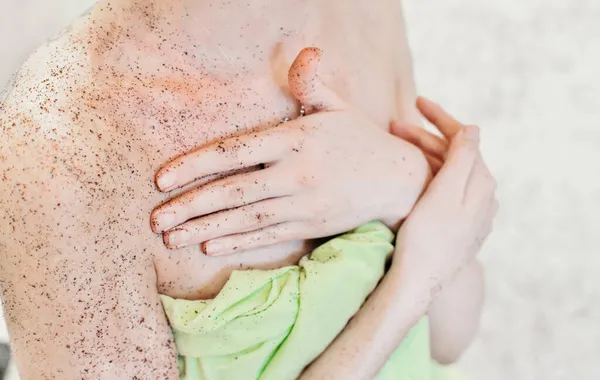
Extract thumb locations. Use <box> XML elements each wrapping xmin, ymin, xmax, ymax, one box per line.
<box><xmin>434</xmin><ymin>126</ymin><xmax>480</xmax><ymax>195</ymax></box>
<box><xmin>288</xmin><ymin>47</ymin><xmax>346</xmax><ymax>112</ymax></box>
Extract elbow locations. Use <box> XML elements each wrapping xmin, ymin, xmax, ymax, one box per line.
<box><xmin>431</xmin><ymin>336</ymin><xmax>471</xmax><ymax>365</ymax></box>
<box><xmin>430</xmin><ymin>315</ymin><xmax>479</xmax><ymax>365</ymax></box>
<box><xmin>429</xmin><ymin>260</ymin><xmax>485</xmax><ymax>365</ymax></box>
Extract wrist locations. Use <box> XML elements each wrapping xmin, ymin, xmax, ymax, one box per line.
<box><xmin>389</xmin><ymin>238</ymin><xmax>435</xmax><ymax>311</ymax></box>
<box><xmin>387</xmin><ymin>260</ymin><xmax>432</xmax><ymax>317</ymax></box>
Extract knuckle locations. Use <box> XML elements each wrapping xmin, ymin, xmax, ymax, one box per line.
<box><xmin>240</xmin><ymin>212</ymin><xmax>263</xmax><ymax>230</ymax></box>
<box><xmin>250</xmin><ymin>225</ymin><xmax>284</xmax><ymax>245</ymax></box>
<box><xmin>188</xmin><ymin>153</ymin><xmax>206</xmax><ymax>174</ymax></box>
<box><xmin>182</xmin><ymin>220</ymin><xmax>201</xmax><ymax>236</ymax></box>
<box><xmin>238</xmin><ymin>201</ymin><xmax>276</xmax><ymax>230</ymax></box>
<box><xmin>224</xmin><ymin>182</ymin><xmax>245</xmax><ymax>203</ymax></box>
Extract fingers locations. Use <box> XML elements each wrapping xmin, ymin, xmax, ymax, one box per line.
<box><xmin>425</xmin><ymin>154</ymin><xmax>444</xmax><ymax>174</ymax></box>
<box><xmin>417</xmin><ymin>97</ymin><xmax>464</xmax><ymax>140</ymax></box>
<box><xmin>433</xmin><ymin>126</ymin><xmax>480</xmax><ymax>195</ymax></box>
<box><xmin>288</xmin><ymin>47</ymin><xmax>346</xmax><ymax>112</ymax></box>
<box><xmin>391</xmin><ymin>121</ymin><xmax>449</xmax><ymax>159</ymax></box>
<box><xmin>162</xmin><ymin>197</ymin><xmax>306</xmax><ymax>249</ymax></box>
<box><xmin>156</xmin><ymin>127</ymin><xmax>297</xmax><ymax>192</ymax></box>
<box><xmin>151</xmin><ymin>167</ymin><xmax>294</xmax><ymax>233</ymax></box>
<box><xmin>202</xmin><ymin>221</ymin><xmax>311</xmax><ymax>256</ymax></box>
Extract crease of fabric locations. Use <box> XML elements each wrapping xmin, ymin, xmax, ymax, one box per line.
<box><xmin>161</xmin><ymin>222</ymin><xmax>462</xmax><ymax>380</ymax></box>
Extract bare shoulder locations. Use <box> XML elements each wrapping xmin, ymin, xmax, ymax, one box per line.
<box><xmin>1</xmin><ymin>15</ymin><xmax>94</xmax><ymax>163</ymax></box>
<box><xmin>0</xmin><ymin>17</ymin><xmax>108</xmax><ymax>254</ymax></box>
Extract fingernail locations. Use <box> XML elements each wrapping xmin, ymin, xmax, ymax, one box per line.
<box><xmin>305</xmin><ymin>46</ymin><xmax>323</xmax><ymax>58</ymax></box>
<box><xmin>156</xmin><ymin>212</ymin><xmax>175</xmax><ymax>231</ymax></box>
<box><xmin>203</xmin><ymin>241</ymin><xmax>223</xmax><ymax>256</ymax></box>
<box><xmin>157</xmin><ymin>171</ymin><xmax>176</xmax><ymax>191</ymax></box>
<box><xmin>165</xmin><ymin>228</ymin><xmax>190</xmax><ymax>247</ymax></box>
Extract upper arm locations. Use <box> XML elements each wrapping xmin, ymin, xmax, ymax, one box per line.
<box><xmin>0</xmin><ymin>80</ymin><xmax>178</xmax><ymax>379</ymax></box>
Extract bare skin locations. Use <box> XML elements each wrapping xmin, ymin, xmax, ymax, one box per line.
<box><xmin>0</xmin><ymin>0</ymin><xmax>428</xmax><ymax>378</ymax></box>
<box><xmin>150</xmin><ymin>47</ymin><xmax>427</xmax><ymax>254</ymax></box>
<box><xmin>302</xmin><ymin>104</ymin><xmax>497</xmax><ymax>379</ymax></box>
<box><xmin>148</xmin><ymin>48</ymin><xmax>486</xmax><ymax>369</ymax></box>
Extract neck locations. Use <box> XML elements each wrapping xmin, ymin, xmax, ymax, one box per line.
<box><xmin>92</xmin><ymin>0</ymin><xmax>325</xmax><ymax>78</ymax></box>
<box><xmin>117</xmin><ymin>0</ymin><xmax>318</xmax><ymax>57</ymax></box>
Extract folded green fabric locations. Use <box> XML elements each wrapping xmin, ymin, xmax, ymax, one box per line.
<box><xmin>160</xmin><ymin>222</ymin><xmax>462</xmax><ymax>380</ymax></box>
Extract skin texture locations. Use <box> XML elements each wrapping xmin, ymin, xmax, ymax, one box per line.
<box><xmin>393</xmin><ymin>98</ymin><xmax>491</xmax><ymax>364</ymax></box>
<box><xmin>301</xmin><ymin>100</ymin><xmax>497</xmax><ymax>379</ymax></box>
<box><xmin>0</xmin><ymin>0</ymin><xmax>427</xmax><ymax>378</ymax></box>
<box><xmin>150</xmin><ymin>47</ymin><xmax>428</xmax><ymax>255</ymax></box>
<box><xmin>147</xmin><ymin>47</ymin><xmax>487</xmax><ymax>370</ymax></box>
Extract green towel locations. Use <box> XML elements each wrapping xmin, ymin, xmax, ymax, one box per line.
<box><xmin>160</xmin><ymin>222</ymin><xmax>463</xmax><ymax>380</ymax></box>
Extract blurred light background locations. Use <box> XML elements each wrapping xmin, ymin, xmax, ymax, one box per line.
<box><xmin>1</xmin><ymin>0</ymin><xmax>598</xmax><ymax>379</ymax></box>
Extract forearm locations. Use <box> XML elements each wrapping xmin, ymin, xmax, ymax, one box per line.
<box><xmin>300</xmin><ymin>263</ymin><xmax>429</xmax><ymax>380</ymax></box>
<box><xmin>428</xmin><ymin>259</ymin><xmax>485</xmax><ymax>364</ymax></box>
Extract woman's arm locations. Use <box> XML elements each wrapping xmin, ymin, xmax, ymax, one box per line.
<box><xmin>299</xmin><ymin>260</ymin><xmax>430</xmax><ymax>380</ymax></box>
<box><xmin>0</xmin><ymin>76</ymin><xmax>178</xmax><ymax>379</ymax></box>
<box><xmin>393</xmin><ymin>98</ymin><xmax>489</xmax><ymax>365</ymax></box>
<box><xmin>301</xmin><ymin>100</ymin><xmax>497</xmax><ymax>379</ymax></box>
<box><xmin>298</xmin><ymin>260</ymin><xmax>484</xmax><ymax>379</ymax></box>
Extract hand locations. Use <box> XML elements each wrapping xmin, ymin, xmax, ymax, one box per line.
<box><xmin>150</xmin><ymin>48</ymin><xmax>429</xmax><ymax>255</ymax></box>
<box><xmin>392</xmin><ymin>97</ymin><xmax>461</xmax><ymax>175</ymax></box>
<box><xmin>394</xmin><ymin>98</ymin><xmax>498</xmax><ymax>296</ymax></box>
